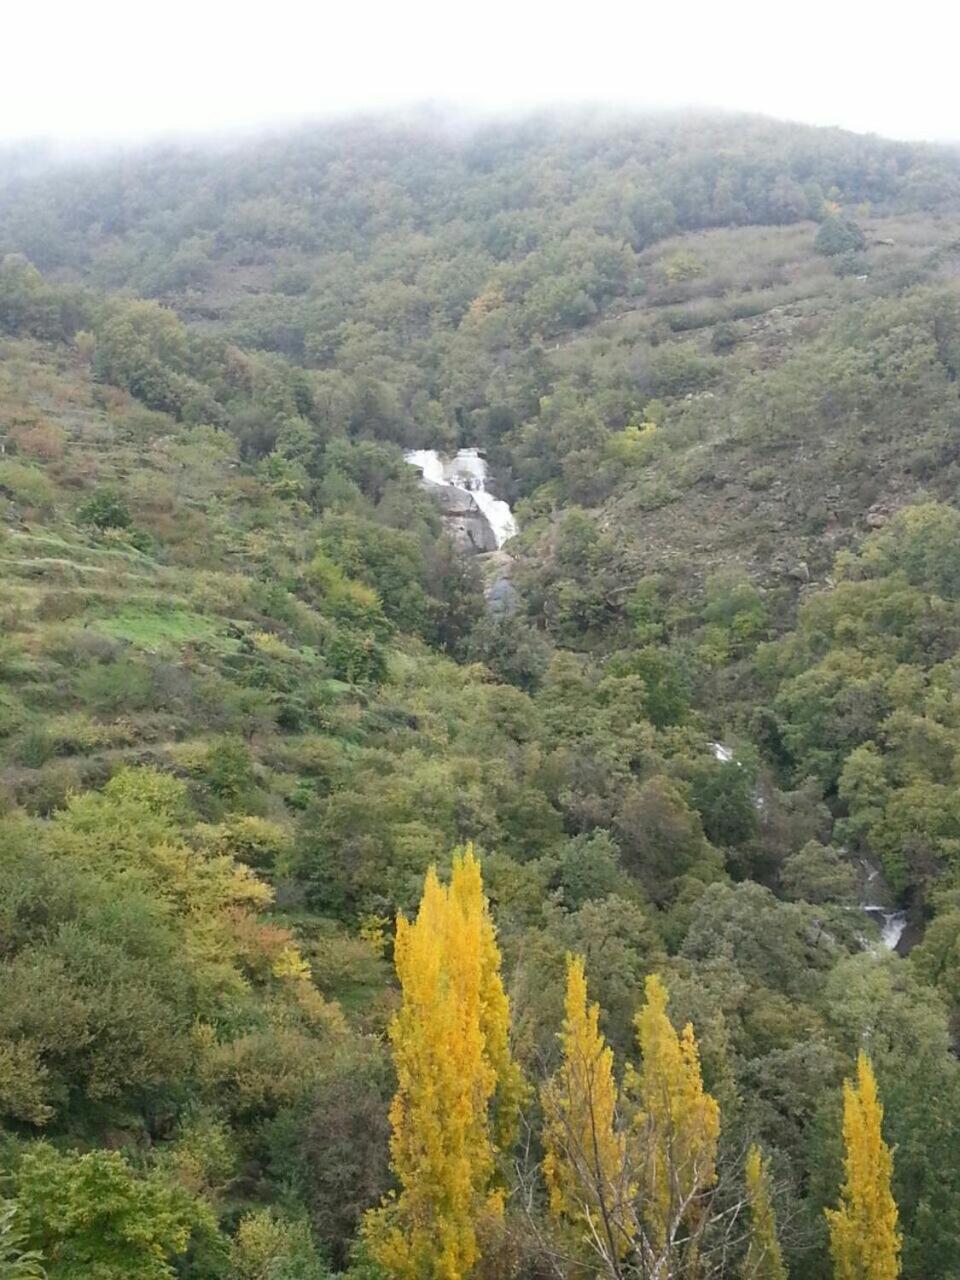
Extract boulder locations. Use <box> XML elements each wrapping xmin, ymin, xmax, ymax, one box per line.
<box><xmin>420</xmin><ymin>480</ymin><xmax>498</xmax><ymax>553</ymax></box>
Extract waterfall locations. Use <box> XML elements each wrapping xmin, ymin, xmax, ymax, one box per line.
<box><xmin>405</xmin><ymin>448</ymin><xmax>518</xmax><ymax>549</ymax></box>
<box><xmin>861</xmin><ymin>905</ymin><xmax>908</xmax><ymax>951</ymax></box>
<box><xmin>404</xmin><ymin>449</ymin><xmax>445</xmax><ymax>486</ymax></box>
<box><xmin>857</xmin><ymin>858</ymin><xmax>907</xmax><ymax>951</ymax></box>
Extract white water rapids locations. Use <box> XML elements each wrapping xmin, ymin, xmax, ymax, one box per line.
<box><xmin>861</xmin><ymin>905</ymin><xmax>908</xmax><ymax>950</ymax></box>
<box><xmin>859</xmin><ymin>861</ymin><xmax>908</xmax><ymax>950</ymax></box>
<box><xmin>405</xmin><ymin>448</ymin><xmax>518</xmax><ymax>549</ymax></box>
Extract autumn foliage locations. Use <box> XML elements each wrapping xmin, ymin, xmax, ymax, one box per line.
<box><xmin>365</xmin><ymin>847</ymin><xmax>523</xmax><ymax>1280</ymax></box>
<box><xmin>541</xmin><ymin>960</ymin><xmax>723</xmax><ymax>1278</ymax></box>
<box><xmin>826</xmin><ymin>1052</ymin><xmax>901</xmax><ymax>1280</ymax></box>
<box><xmin>632</xmin><ymin>972</ymin><xmax>721</xmax><ymax>1253</ymax></box>
<box><xmin>742</xmin><ymin>1145</ymin><xmax>787</xmax><ymax>1280</ymax></box>
<box><xmin>542</xmin><ymin>954</ymin><xmax>628</xmax><ymax>1255</ymax></box>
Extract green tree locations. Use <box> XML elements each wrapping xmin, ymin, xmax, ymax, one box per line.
<box><xmin>0</xmin><ymin>1204</ymin><xmax>45</xmax><ymax>1280</ymax></box>
<box><xmin>13</xmin><ymin>1146</ymin><xmax>219</xmax><ymax>1280</ymax></box>
<box><xmin>76</xmin><ymin>488</ymin><xmax>132</xmax><ymax>531</ymax></box>
<box><xmin>229</xmin><ymin>1211</ymin><xmax>327</xmax><ymax>1280</ymax></box>
<box><xmin>814</xmin><ymin>216</ymin><xmax>866</xmax><ymax>256</ymax></box>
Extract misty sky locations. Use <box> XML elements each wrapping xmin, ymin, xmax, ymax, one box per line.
<box><xmin>4</xmin><ymin>0</ymin><xmax>958</xmax><ymax>145</ymax></box>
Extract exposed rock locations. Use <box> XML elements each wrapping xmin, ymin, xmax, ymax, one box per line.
<box><xmin>865</xmin><ymin>502</ymin><xmax>893</xmax><ymax>528</ymax></box>
<box><xmin>421</xmin><ymin>479</ymin><xmax>498</xmax><ymax>553</ymax></box>
<box><xmin>482</xmin><ymin>549</ymin><xmax>519</xmax><ymax>615</ymax></box>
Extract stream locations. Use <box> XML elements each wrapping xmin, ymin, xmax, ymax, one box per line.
<box><xmin>710</xmin><ymin>744</ymin><xmax>907</xmax><ymax>951</ymax></box>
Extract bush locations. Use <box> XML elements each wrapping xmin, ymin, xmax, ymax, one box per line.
<box><xmin>711</xmin><ymin>321</ymin><xmax>738</xmax><ymax>353</ymax></box>
<box><xmin>814</xmin><ymin>215</ymin><xmax>866</xmax><ymax>257</ymax></box>
<box><xmin>76</xmin><ymin>488</ymin><xmax>132</xmax><ymax>531</ymax></box>
<box><xmin>74</xmin><ymin>658</ymin><xmax>158</xmax><ymax>713</ymax></box>
<box><xmin>12</xmin><ymin>730</ymin><xmax>55</xmax><ymax>769</ymax></box>
<box><xmin>10</xmin><ymin>420</ymin><xmax>66</xmax><ymax>460</ymax></box>
<box><xmin>326</xmin><ymin>629</ymin><xmax>387</xmax><ymax>686</ymax></box>
<box><xmin>746</xmin><ymin>466</ymin><xmax>776</xmax><ymax>491</ymax></box>
<box><xmin>204</xmin><ymin>737</ymin><xmax>257</xmax><ymax>806</ymax></box>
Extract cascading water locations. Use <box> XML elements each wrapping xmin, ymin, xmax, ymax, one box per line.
<box><xmin>708</xmin><ymin>745</ymin><xmax>907</xmax><ymax>951</ymax></box>
<box><xmin>405</xmin><ymin>448</ymin><xmax>518</xmax><ymax>549</ymax></box>
<box><xmin>861</xmin><ymin>904</ymin><xmax>908</xmax><ymax>951</ymax></box>
<box><xmin>404</xmin><ymin>449</ymin><xmax>446</xmax><ymax>486</ymax></box>
<box><xmin>857</xmin><ymin>859</ymin><xmax>908</xmax><ymax>951</ymax></box>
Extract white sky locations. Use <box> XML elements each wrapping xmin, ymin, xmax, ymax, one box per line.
<box><xmin>3</xmin><ymin>0</ymin><xmax>959</xmax><ymax>146</ymax></box>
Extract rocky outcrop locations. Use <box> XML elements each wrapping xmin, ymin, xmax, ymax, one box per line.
<box><xmin>421</xmin><ymin>479</ymin><xmax>498</xmax><ymax>553</ymax></box>
<box><xmin>483</xmin><ymin>549</ymin><xmax>519</xmax><ymax>615</ymax></box>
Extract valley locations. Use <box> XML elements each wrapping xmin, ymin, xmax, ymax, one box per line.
<box><xmin>2</xmin><ymin>110</ymin><xmax>960</xmax><ymax>1279</ymax></box>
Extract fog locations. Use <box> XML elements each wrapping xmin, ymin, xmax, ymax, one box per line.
<box><xmin>3</xmin><ymin>0</ymin><xmax>959</xmax><ymax>146</ymax></box>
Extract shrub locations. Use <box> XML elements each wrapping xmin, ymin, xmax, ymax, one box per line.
<box><xmin>12</xmin><ymin>761</ymin><xmax>85</xmax><ymax>816</ymax></box>
<box><xmin>204</xmin><ymin>737</ymin><xmax>257</xmax><ymax>806</ymax></box>
<box><xmin>74</xmin><ymin>657</ymin><xmax>159</xmax><ymax>714</ymax></box>
<box><xmin>746</xmin><ymin>466</ymin><xmax>776</xmax><ymax>491</ymax></box>
<box><xmin>711</xmin><ymin>321</ymin><xmax>738</xmax><ymax>353</ymax></box>
<box><xmin>12</xmin><ymin>730</ymin><xmax>55</xmax><ymax>769</ymax></box>
<box><xmin>76</xmin><ymin>488</ymin><xmax>132</xmax><ymax>531</ymax></box>
<box><xmin>814</xmin><ymin>215</ymin><xmax>866</xmax><ymax>257</ymax></box>
<box><xmin>196</xmin><ymin>815</ymin><xmax>291</xmax><ymax>870</ymax></box>
<box><xmin>663</xmin><ymin>250</ymin><xmax>706</xmax><ymax>283</ymax></box>
<box><xmin>326</xmin><ymin>629</ymin><xmax>387</xmax><ymax>686</ymax></box>
<box><xmin>10</xmin><ymin>420</ymin><xmax>66</xmax><ymax>460</ymax></box>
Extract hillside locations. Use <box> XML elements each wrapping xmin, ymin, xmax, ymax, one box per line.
<box><xmin>3</xmin><ymin>112</ymin><xmax>960</xmax><ymax>1279</ymax></box>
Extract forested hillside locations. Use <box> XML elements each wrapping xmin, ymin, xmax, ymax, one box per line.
<box><xmin>3</xmin><ymin>111</ymin><xmax>960</xmax><ymax>1279</ymax></box>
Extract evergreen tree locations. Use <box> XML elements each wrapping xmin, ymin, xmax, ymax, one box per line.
<box><xmin>742</xmin><ymin>1146</ymin><xmax>787</xmax><ymax>1280</ymax></box>
<box><xmin>365</xmin><ymin>847</ymin><xmax>521</xmax><ymax>1280</ymax></box>
<box><xmin>826</xmin><ymin>1052</ymin><xmax>901</xmax><ymax>1280</ymax></box>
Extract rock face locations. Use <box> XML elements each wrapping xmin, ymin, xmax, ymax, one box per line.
<box><xmin>483</xmin><ymin>549</ymin><xmax>520</xmax><ymax>615</ymax></box>
<box><xmin>421</xmin><ymin>479</ymin><xmax>499</xmax><ymax>553</ymax></box>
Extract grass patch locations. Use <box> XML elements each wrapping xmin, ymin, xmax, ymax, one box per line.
<box><xmin>0</xmin><ymin>460</ymin><xmax>56</xmax><ymax>512</ymax></box>
<box><xmin>89</xmin><ymin>605</ymin><xmax>221</xmax><ymax>650</ymax></box>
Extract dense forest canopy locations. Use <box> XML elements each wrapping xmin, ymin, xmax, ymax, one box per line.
<box><xmin>2</xmin><ymin>110</ymin><xmax>960</xmax><ymax>1279</ymax></box>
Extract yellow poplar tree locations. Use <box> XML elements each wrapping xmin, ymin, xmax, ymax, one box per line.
<box><xmin>742</xmin><ymin>1145</ymin><xmax>787</xmax><ymax>1280</ymax></box>
<box><xmin>631</xmin><ymin>973</ymin><xmax>720</xmax><ymax>1252</ymax></box>
<box><xmin>366</xmin><ymin>846</ymin><xmax>522</xmax><ymax>1280</ymax></box>
<box><xmin>826</xmin><ymin>1051</ymin><xmax>901</xmax><ymax>1280</ymax></box>
<box><xmin>541</xmin><ymin>955</ymin><xmax>628</xmax><ymax>1256</ymax></box>
<box><xmin>450</xmin><ymin>845</ymin><xmax>526</xmax><ymax>1149</ymax></box>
